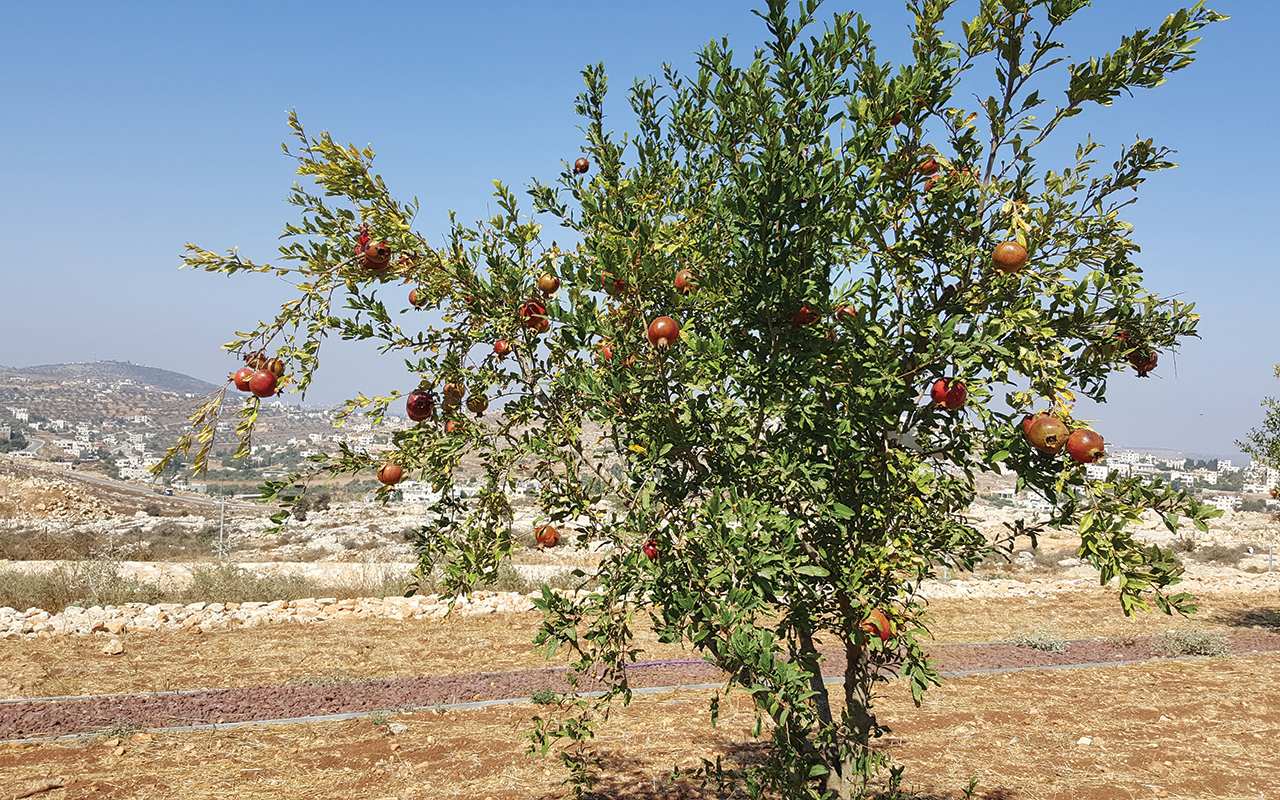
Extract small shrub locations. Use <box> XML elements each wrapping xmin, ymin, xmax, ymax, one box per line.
<box><xmin>1006</xmin><ymin>630</ymin><xmax>1069</xmax><ymax>653</ymax></box>
<box><xmin>1151</xmin><ymin>630</ymin><xmax>1231</xmax><ymax>658</ymax></box>
<box><xmin>481</xmin><ymin>561</ymin><xmax>532</xmax><ymax>594</ymax></box>
<box><xmin>531</xmin><ymin>688</ymin><xmax>558</xmax><ymax>705</ymax></box>
<box><xmin>1105</xmin><ymin>635</ymin><xmax>1137</xmax><ymax>647</ymax></box>
<box><xmin>143</xmin><ymin>504</ymin><xmax>162</xmax><ymax>517</ymax></box>
<box><xmin>1196</xmin><ymin>544</ymin><xmax>1249</xmax><ymax>566</ymax></box>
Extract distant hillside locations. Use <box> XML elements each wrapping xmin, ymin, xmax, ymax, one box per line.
<box><xmin>1</xmin><ymin>361</ymin><xmax>220</xmax><ymax>395</ymax></box>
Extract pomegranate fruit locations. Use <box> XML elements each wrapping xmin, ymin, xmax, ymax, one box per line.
<box><xmin>377</xmin><ymin>462</ymin><xmax>403</xmax><ymax>486</ymax></box>
<box><xmin>531</xmin><ymin>316</ymin><xmax>551</xmax><ymax>334</ymax></box>
<box><xmin>573</xmin><ymin>157</ymin><xmax>590</xmax><ymax>175</ymax></box>
<box><xmin>647</xmin><ymin>316</ymin><xmax>680</xmax><ymax>350</ymax></box>
<box><xmin>409</xmin><ymin>288</ymin><xmax>428</xmax><ymax>308</ymax></box>
<box><xmin>445</xmin><ymin>419</ymin><xmax>464</xmax><ymax>434</ymax></box>
<box><xmin>248</xmin><ymin>370</ymin><xmax>278</xmax><ymax>398</ymax></box>
<box><xmin>244</xmin><ymin>350</ymin><xmax>267</xmax><ymax>370</ymax></box>
<box><xmin>442</xmin><ymin>382</ymin><xmax>465</xmax><ymax>402</ymax></box>
<box><xmin>1129</xmin><ymin>350</ymin><xmax>1158</xmax><ymax>377</ymax></box>
<box><xmin>1026</xmin><ymin>414</ymin><xmax>1069</xmax><ymax>455</ymax></box>
<box><xmin>518</xmin><ymin>298</ymin><xmax>547</xmax><ymax>328</ymax></box>
<box><xmin>642</xmin><ymin>541</ymin><xmax>659</xmax><ymax>560</ymax></box>
<box><xmin>992</xmin><ymin>241</ymin><xmax>1028</xmax><ymax>274</ymax></box>
<box><xmin>674</xmin><ymin>269</ymin><xmax>697</xmax><ymax>295</ymax></box>
<box><xmin>232</xmin><ymin>368</ymin><xmax>254</xmax><ymax>392</ymax></box>
<box><xmin>836</xmin><ymin>305</ymin><xmax>857</xmax><ymax>323</ymax></box>
<box><xmin>929</xmin><ymin>378</ymin><xmax>968</xmax><ymax>410</ymax></box>
<box><xmin>362</xmin><ymin>241</ymin><xmax>392</xmax><ymax>270</ymax></box>
<box><xmin>493</xmin><ymin>339</ymin><xmax>512</xmax><ymax>357</ymax></box>
<box><xmin>535</xmin><ymin>524</ymin><xmax>560</xmax><ymax>548</ymax></box>
<box><xmin>405</xmin><ymin>389</ymin><xmax>436</xmax><ymax>422</ymax></box>
<box><xmin>1066</xmin><ymin>428</ymin><xmax>1105</xmax><ymax>464</ymax></box>
<box><xmin>601</xmin><ymin>271</ymin><xmax>628</xmax><ymax>296</ymax></box>
<box><xmin>861</xmin><ymin>609</ymin><xmax>891</xmax><ymax>644</ymax></box>
<box><xmin>597</xmin><ymin>341</ymin><xmax>614</xmax><ymax>362</ymax></box>
<box><xmin>538</xmin><ymin>273</ymin><xmax>561</xmax><ymax>294</ymax></box>
<box><xmin>791</xmin><ymin>305</ymin><xmax>820</xmax><ymax>325</ymax></box>
<box><xmin>267</xmin><ymin>358</ymin><xmax>286</xmax><ymax>378</ymax></box>
<box><xmin>919</xmin><ymin>157</ymin><xmax>939</xmax><ymax>176</ymax></box>
<box><xmin>466</xmin><ymin>394</ymin><xmax>489</xmax><ymax>416</ymax></box>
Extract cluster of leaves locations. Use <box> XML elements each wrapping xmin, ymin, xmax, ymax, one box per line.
<box><xmin>158</xmin><ymin>1</ymin><xmax>1225</xmax><ymax>798</ymax></box>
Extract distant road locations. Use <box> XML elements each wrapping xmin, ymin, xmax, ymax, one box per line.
<box><xmin>2</xmin><ymin>457</ymin><xmax>264</xmax><ymax>511</ymax></box>
<box><xmin>66</xmin><ymin>471</ymin><xmax>264</xmax><ymax>510</ymax></box>
<box><xmin>21</xmin><ymin>438</ymin><xmax>43</xmax><ymax>454</ymax></box>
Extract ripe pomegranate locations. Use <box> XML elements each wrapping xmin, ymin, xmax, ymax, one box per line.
<box><xmin>519</xmin><ymin>298</ymin><xmax>547</xmax><ymax>328</ymax></box>
<box><xmin>232</xmin><ymin>368</ymin><xmax>254</xmax><ymax>392</ymax></box>
<box><xmin>248</xmin><ymin>370</ymin><xmax>278</xmax><ymax>398</ymax></box>
<box><xmin>405</xmin><ymin>389</ymin><xmax>436</xmax><ymax>422</ymax></box>
<box><xmin>919</xmin><ymin>157</ymin><xmax>939</xmax><ymax>176</ymax></box>
<box><xmin>836</xmin><ymin>305</ymin><xmax>857</xmax><ymax>323</ymax></box>
<box><xmin>244</xmin><ymin>350</ymin><xmax>267</xmax><ymax>370</ymax></box>
<box><xmin>930</xmin><ymin>378</ymin><xmax>968</xmax><ymax>410</ymax></box>
<box><xmin>861</xmin><ymin>609</ymin><xmax>891</xmax><ymax>644</ymax></box>
<box><xmin>642</xmin><ymin>541</ymin><xmax>659</xmax><ymax>560</ymax></box>
<box><xmin>601</xmin><ymin>272</ymin><xmax>628</xmax><ymax>295</ymax></box>
<box><xmin>1066</xmin><ymin>428</ymin><xmax>1105</xmax><ymax>464</ymax></box>
<box><xmin>267</xmin><ymin>358</ymin><xmax>286</xmax><ymax>378</ymax></box>
<box><xmin>1129</xmin><ymin>350</ymin><xmax>1158</xmax><ymax>377</ymax></box>
<box><xmin>466</xmin><ymin>394</ymin><xmax>489</xmax><ymax>416</ymax></box>
<box><xmin>377</xmin><ymin>462</ymin><xmax>403</xmax><ymax>486</ymax></box>
<box><xmin>362</xmin><ymin>241</ymin><xmax>392</xmax><ymax>270</ymax></box>
<box><xmin>791</xmin><ymin>305</ymin><xmax>821</xmax><ymax>325</ymax></box>
<box><xmin>573</xmin><ymin>158</ymin><xmax>590</xmax><ymax>175</ymax></box>
<box><xmin>531</xmin><ymin>317</ymin><xmax>551</xmax><ymax>334</ymax></box>
<box><xmin>992</xmin><ymin>241</ymin><xmax>1028</xmax><ymax>275</ymax></box>
<box><xmin>674</xmin><ymin>269</ymin><xmax>697</xmax><ymax>295</ymax></box>
<box><xmin>535</xmin><ymin>524</ymin><xmax>560</xmax><ymax>548</ymax></box>
<box><xmin>538</xmin><ymin>273</ymin><xmax>561</xmax><ymax>294</ymax></box>
<box><xmin>409</xmin><ymin>288</ymin><xmax>428</xmax><ymax>309</ymax></box>
<box><xmin>647</xmin><ymin>316</ymin><xmax>680</xmax><ymax>350</ymax></box>
<box><xmin>493</xmin><ymin>339</ymin><xmax>512</xmax><ymax>357</ymax></box>
<box><xmin>442</xmin><ymin>382</ymin><xmax>465</xmax><ymax>402</ymax></box>
<box><xmin>1026</xmin><ymin>414</ymin><xmax>1069</xmax><ymax>455</ymax></box>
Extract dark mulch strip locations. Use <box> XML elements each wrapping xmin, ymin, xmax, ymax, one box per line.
<box><xmin>4</xmin><ymin>632</ymin><xmax>1278</xmax><ymax>740</ymax></box>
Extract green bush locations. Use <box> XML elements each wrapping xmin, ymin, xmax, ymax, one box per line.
<box><xmin>1006</xmin><ymin>630</ymin><xmax>1070</xmax><ymax>653</ymax></box>
<box><xmin>1151</xmin><ymin>629</ymin><xmax>1231</xmax><ymax>658</ymax></box>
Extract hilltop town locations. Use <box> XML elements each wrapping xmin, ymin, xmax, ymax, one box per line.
<box><xmin>2</xmin><ymin>360</ymin><xmax>1278</xmax><ymax>515</ymax></box>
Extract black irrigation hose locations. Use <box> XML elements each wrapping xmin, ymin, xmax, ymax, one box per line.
<box><xmin>0</xmin><ymin>647</ymin><xmax>1233</xmax><ymax>745</ymax></box>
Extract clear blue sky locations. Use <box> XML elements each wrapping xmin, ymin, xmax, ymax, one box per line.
<box><xmin>0</xmin><ymin>1</ymin><xmax>1272</xmax><ymax>460</ymax></box>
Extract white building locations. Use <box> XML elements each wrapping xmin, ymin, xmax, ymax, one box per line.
<box><xmin>1205</xmin><ymin>495</ymin><xmax>1241</xmax><ymax>512</ymax></box>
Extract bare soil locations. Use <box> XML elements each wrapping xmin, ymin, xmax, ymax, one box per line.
<box><xmin>1</xmin><ymin>548</ymin><xmax>1278</xmax><ymax>797</ymax></box>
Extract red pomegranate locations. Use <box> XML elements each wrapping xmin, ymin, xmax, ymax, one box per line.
<box><xmin>362</xmin><ymin>241</ymin><xmax>392</xmax><ymax>270</ymax></box>
<box><xmin>535</xmin><ymin>524</ymin><xmax>560</xmax><ymax>548</ymax></box>
<box><xmin>248</xmin><ymin>370</ymin><xmax>278</xmax><ymax>398</ymax></box>
<box><xmin>992</xmin><ymin>241</ymin><xmax>1028</xmax><ymax>275</ymax></box>
<box><xmin>1026</xmin><ymin>415</ymin><xmax>1069</xmax><ymax>455</ymax></box>
<box><xmin>1066</xmin><ymin>429</ymin><xmax>1105</xmax><ymax>464</ymax></box>
<box><xmin>647</xmin><ymin>316</ymin><xmax>680</xmax><ymax>350</ymax></box>
<box><xmin>674</xmin><ymin>269</ymin><xmax>697</xmax><ymax>295</ymax></box>
<box><xmin>232</xmin><ymin>368</ymin><xmax>254</xmax><ymax>392</ymax></box>
<box><xmin>573</xmin><ymin>158</ymin><xmax>590</xmax><ymax>175</ymax></box>
<box><xmin>377</xmin><ymin>462</ymin><xmax>403</xmax><ymax>486</ymax></box>
<box><xmin>405</xmin><ymin>389</ymin><xmax>436</xmax><ymax>422</ymax></box>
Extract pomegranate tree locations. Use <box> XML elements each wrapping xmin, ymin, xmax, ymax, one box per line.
<box><xmin>160</xmin><ymin>5</ymin><xmax>1225</xmax><ymax>797</ymax></box>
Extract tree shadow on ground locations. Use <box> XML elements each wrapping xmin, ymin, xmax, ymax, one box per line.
<box><xmin>1211</xmin><ymin>607</ymin><xmax>1280</xmax><ymax>630</ymax></box>
<box><xmin>574</xmin><ymin>740</ymin><xmax>1018</xmax><ymax>799</ymax></box>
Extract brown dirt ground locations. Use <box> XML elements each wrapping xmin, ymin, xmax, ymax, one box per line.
<box><xmin>0</xmin><ymin>585</ymin><xmax>1278</xmax><ymax>798</ymax></box>
<box><xmin>2</xmin><ymin>585</ymin><xmax>1271</xmax><ymax>700</ymax></box>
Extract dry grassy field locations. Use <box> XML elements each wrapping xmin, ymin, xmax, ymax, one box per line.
<box><xmin>2</xmin><ymin>583</ymin><xmax>1277</xmax><ymax>800</ymax></box>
